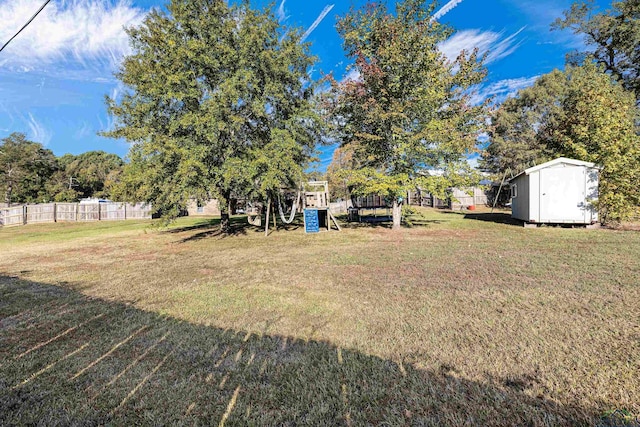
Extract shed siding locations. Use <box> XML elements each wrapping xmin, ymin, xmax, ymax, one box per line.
<box><xmin>510</xmin><ymin>158</ymin><xmax>600</xmax><ymax>224</ymax></box>
<box><xmin>511</xmin><ymin>174</ymin><xmax>529</xmax><ymax>221</ymax></box>
<box><xmin>586</xmin><ymin>169</ymin><xmax>599</xmax><ymax>223</ymax></box>
<box><xmin>529</xmin><ymin>171</ymin><xmax>539</xmax><ymax>222</ymax></box>
<box><xmin>540</xmin><ymin>165</ymin><xmax>587</xmax><ymax>222</ymax></box>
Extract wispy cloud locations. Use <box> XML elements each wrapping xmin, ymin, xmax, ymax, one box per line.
<box><xmin>432</xmin><ymin>0</ymin><xmax>465</xmax><ymax>21</ymax></box>
<box><xmin>511</xmin><ymin>1</ymin><xmax>584</xmax><ymax>49</ymax></box>
<box><xmin>301</xmin><ymin>4</ymin><xmax>334</xmax><ymax>42</ymax></box>
<box><xmin>74</xmin><ymin>121</ymin><xmax>92</xmax><ymax>140</ymax></box>
<box><xmin>97</xmin><ymin>112</ymin><xmax>116</xmax><ymax>134</ymax></box>
<box><xmin>439</xmin><ymin>27</ymin><xmax>525</xmax><ymax>64</ymax></box>
<box><xmin>276</xmin><ymin>0</ymin><xmax>288</xmax><ymax>23</ymax></box>
<box><xmin>0</xmin><ymin>0</ymin><xmax>145</xmax><ymax>76</ymax></box>
<box><xmin>26</xmin><ymin>112</ymin><xmax>52</xmax><ymax>145</ymax></box>
<box><xmin>470</xmin><ymin>75</ymin><xmax>540</xmax><ymax>105</ymax></box>
<box><xmin>0</xmin><ymin>101</ymin><xmax>15</xmax><ymax>127</ymax></box>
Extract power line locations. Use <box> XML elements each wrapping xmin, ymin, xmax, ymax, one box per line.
<box><xmin>0</xmin><ymin>0</ymin><xmax>52</xmax><ymax>54</ymax></box>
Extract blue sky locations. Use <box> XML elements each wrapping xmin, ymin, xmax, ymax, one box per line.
<box><xmin>0</xmin><ymin>0</ymin><xmax>611</xmax><ymax>170</ymax></box>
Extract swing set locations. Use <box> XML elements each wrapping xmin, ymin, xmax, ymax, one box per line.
<box><xmin>247</xmin><ymin>181</ymin><xmax>341</xmax><ymax>235</ymax></box>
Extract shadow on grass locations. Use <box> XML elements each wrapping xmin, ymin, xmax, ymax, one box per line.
<box><xmin>339</xmin><ymin>219</ymin><xmax>394</xmax><ymax>229</ymax></box>
<box><xmin>463</xmin><ymin>212</ymin><xmax>522</xmax><ymax>226</ymax></box>
<box><xmin>337</xmin><ymin>215</ymin><xmax>447</xmax><ymax>230</ymax></box>
<box><xmin>166</xmin><ymin>215</ymin><xmax>304</xmax><ymax>242</ymax></box>
<box><xmin>0</xmin><ymin>275</ymin><xmax>623</xmax><ymax>426</ymax></box>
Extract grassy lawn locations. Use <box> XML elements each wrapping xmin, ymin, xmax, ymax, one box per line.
<box><xmin>1</xmin><ymin>208</ymin><xmax>638</xmax><ymax>425</ymax></box>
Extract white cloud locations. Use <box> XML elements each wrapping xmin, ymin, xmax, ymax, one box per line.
<box><xmin>0</xmin><ymin>0</ymin><xmax>145</xmax><ymax>74</ymax></box>
<box><xmin>466</xmin><ymin>155</ymin><xmax>479</xmax><ymax>169</ymax></box>
<box><xmin>432</xmin><ymin>0</ymin><xmax>464</xmax><ymax>21</ymax></box>
<box><xmin>301</xmin><ymin>4</ymin><xmax>334</xmax><ymax>42</ymax></box>
<box><xmin>439</xmin><ymin>27</ymin><xmax>525</xmax><ymax>65</ymax></box>
<box><xmin>97</xmin><ymin>112</ymin><xmax>115</xmax><ymax>133</ymax></box>
<box><xmin>511</xmin><ymin>1</ymin><xmax>584</xmax><ymax>49</ymax></box>
<box><xmin>341</xmin><ymin>68</ymin><xmax>361</xmax><ymax>83</ymax></box>
<box><xmin>74</xmin><ymin>121</ymin><xmax>92</xmax><ymax>140</ymax></box>
<box><xmin>0</xmin><ymin>102</ymin><xmax>15</xmax><ymax>126</ymax></box>
<box><xmin>513</xmin><ymin>0</ymin><xmax>568</xmax><ymax>28</ymax></box>
<box><xmin>469</xmin><ymin>75</ymin><xmax>540</xmax><ymax>105</ymax></box>
<box><xmin>109</xmin><ymin>84</ymin><xmax>122</xmax><ymax>103</ymax></box>
<box><xmin>26</xmin><ymin>112</ymin><xmax>52</xmax><ymax>145</ymax></box>
<box><xmin>276</xmin><ymin>0</ymin><xmax>288</xmax><ymax>23</ymax></box>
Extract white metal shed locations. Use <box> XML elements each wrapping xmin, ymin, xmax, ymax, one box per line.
<box><xmin>510</xmin><ymin>157</ymin><xmax>599</xmax><ymax>225</ymax></box>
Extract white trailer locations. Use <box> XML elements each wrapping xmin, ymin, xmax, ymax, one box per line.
<box><xmin>510</xmin><ymin>157</ymin><xmax>599</xmax><ymax>225</ymax></box>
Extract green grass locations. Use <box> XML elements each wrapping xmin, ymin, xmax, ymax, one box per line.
<box><xmin>1</xmin><ymin>208</ymin><xmax>639</xmax><ymax>425</ymax></box>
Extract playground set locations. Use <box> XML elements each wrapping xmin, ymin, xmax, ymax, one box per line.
<box><xmin>246</xmin><ymin>181</ymin><xmax>341</xmax><ymax>235</ymax></box>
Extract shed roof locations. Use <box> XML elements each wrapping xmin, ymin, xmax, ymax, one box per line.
<box><xmin>511</xmin><ymin>157</ymin><xmax>599</xmax><ymax>181</ymax></box>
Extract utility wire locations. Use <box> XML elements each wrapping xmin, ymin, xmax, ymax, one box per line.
<box><xmin>0</xmin><ymin>0</ymin><xmax>52</xmax><ymax>54</ymax></box>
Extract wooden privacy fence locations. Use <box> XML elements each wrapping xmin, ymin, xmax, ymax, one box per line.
<box><xmin>0</xmin><ymin>202</ymin><xmax>152</xmax><ymax>227</ymax></box>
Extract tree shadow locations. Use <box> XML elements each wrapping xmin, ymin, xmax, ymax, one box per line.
<box><xmin>164</xmin><ymin>217</ymin><xmax>249</xmax><ymax>242</ymax></box>
<box><xmin>340</xmin><ymin>218</ymin><xmax>394</xmax><ymax>229</ymax></box>
<box><xmin>179</xmin><ymin>224</ymin><xmax>250</xmax><ymax>242</ymax></box>
<box><xmin>1</xmin><ymin>275</ymin><xmax>629</xmax><ymax>426</ymax></box>
<box><xmin>166</xmin><ymin>215</ymin><xmax>304</xmax><ymax>241</ymax></box>
<box><xmin>338</xmin><ymin>214</ymin><xmax>446</xmax><ymax>229</ymax></box>
<box><xmin>463</xmin><ymin>212</ymin><xmax>522</xmax><ymax>226</ymax></box>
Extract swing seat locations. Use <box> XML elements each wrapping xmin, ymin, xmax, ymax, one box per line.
<box><xmin>247</xmin><ymin>208</ymin><xmax>262</xmax><ymax>226</ymax></box>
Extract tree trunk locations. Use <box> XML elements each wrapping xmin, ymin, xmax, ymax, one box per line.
<box><xmin>219</xmin><ymin>190</ymin><xmax>231</xmax><ymax>234</ymax></box>
<box><xmin>5</xmin><ymin>178</ymin><xmax>12</xmax><ymax>207</ymax></box>
<box><xmin>392</xmin><ymin>198</ymin><xmax>402</xmax><ymax>230</ymax></box>
<box><xmin>264</xmin><ymin>197</ymin><xmax>271</xmax><ymax>237</ymax></box>
<box><xmin>272</xmin><ymin>199</ymin><xmax>277</xmax><ymax>230</ymax></box>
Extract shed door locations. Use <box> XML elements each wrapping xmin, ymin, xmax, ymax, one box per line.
<box><xmin>540</xmin><ymin>166</ymin><xmax>586</xmax><ymax>222</ymax></box>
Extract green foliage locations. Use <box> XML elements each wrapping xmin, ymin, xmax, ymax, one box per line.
<box><xmin>553</xmin><ymin>0</ymin><xmax>640</xmax><ymax>100</ymax></box>
<box><xmin>46</xmin><ymin>151</ymin><xmax>124</xmax><ymax>201</ymax></box>
<box><xmin>481</xmin><ymin>70</ymin><xmax>567</xmax><ymax>176</ymax></box>
<box><xmin>545</xmin><ymin>63</ymin><xmax>640</xmax><ymax>223</ymax></box>
<box><xmin>483</xmin><ymin>63</ymin><xmax>640</xmax><ymax>223</ymax></box>
<box><xmin>0</xmin><ymin>133</ymin><xmax>57</xmax><ymax>205</ymax></box>
<box><xmin>417</xmin><ymin>161</ymin><xmax>484</xmax><ymax>200</ymax></box>
<box><xmin>104</xmin><ymin>0</ymin><xmax>320</xmax><ymax>231</ymax></box>
<box><xmin>328</xmin><ymin>0</ymin><xmax>487</xmax><ymax>228</ymax></box>
<box><xmin>325</xmin><ymin>145</ymin><xmax>355</xmax><ymax>201</ymax></box>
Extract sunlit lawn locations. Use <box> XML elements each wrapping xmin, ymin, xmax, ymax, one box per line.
<box><xmin>1</xmin><ymin>208</ymin><xmax>638</xmax><ymax>425</ymax></box>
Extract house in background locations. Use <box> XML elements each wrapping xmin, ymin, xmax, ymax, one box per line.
<box><xmin>509</xmin><ymin>157</ymin><xmax>599</xmax><ymax>226</ymax></box>
<box><xmin>186</xmin><ymin>198</ymin><xmax>222</xmax><ymax>216</ymax></box>
<box><xmin>186</xmin><ymin>197</ymin><xmax>248</xmax><ymax>216</ymax></box>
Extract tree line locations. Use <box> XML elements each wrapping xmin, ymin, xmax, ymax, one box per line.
<box><xmin>4</xmin><ymin>0</ymin><xmax>639</xmax><ymax>228</ymax></box>
<box><xmin>482</xmin><ymin>0</ymin><xmax>640</xmax><ymax>224</ymax></box>
<box><xmin>0</xmin><ymin>132</ymin><xmax>124</xmax><ymax>206</ymax></box>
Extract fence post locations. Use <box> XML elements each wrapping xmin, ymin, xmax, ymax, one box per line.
<box><xmin>124</xmin><ymin>203</ymin><xmax>127</xmax><ymax>220</ymax></box>
<box><xmin>98</xmin><ymin>203</ymin><xmax>101</xmax><ymax>221</ymax></box>
<box><xmin>23</xmin><ymin>205</ymin><xmax>27</xmax><ymax>225</ymax></box>
<box><xmin>54</xmin><ymin>203</ymin><xmax>57</xmax><ymax>223</ymax></box>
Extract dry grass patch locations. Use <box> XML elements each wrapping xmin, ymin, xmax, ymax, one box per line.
<box><xmin>1</xmin><ymin>209</ymin><xmax>639</xmax><ymax>425</ymax></box>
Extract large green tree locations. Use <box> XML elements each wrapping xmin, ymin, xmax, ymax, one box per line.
<box><xmin>47</xmin><ymin>151</ymin><xmax>124</xmax><ymax>201</ymax></box>
<box><xmin>329</xmin><ymin>0</ymin><xmax>487</xmax><ymax>229</ymax></box>
<box><xmin>325</xmin><ymin>145</ymin><xmax>356</xmax><ymax>202</ymax></box>
<box><xmin>481</xmin><ymin>70</ymin><xmax>567</xmax><ymax>176</ymax></box>
<box><xmin>105</xmin><ymin>0</ymin><xmax>319</xmax><ymax>231</ymax></box>
<box><xmin>0</xmin><ymin>133</ymin><xmax>57</xmax><ymax>205</ymax></box>
<box><xmin>553</xmin><ymin>0</ymin><xmax>640</xmax><ymax>100</ymax></box>
<box><xmin>483</xmin><ymin>64</ymin><xmax>640</xmax><ymax>223</ymax></box>
<box><xmin>545</xmin><ymin>64</ymin><xmax>640</xmax><ymax>223</ymax></box>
